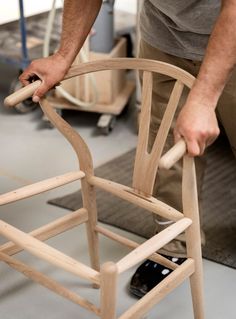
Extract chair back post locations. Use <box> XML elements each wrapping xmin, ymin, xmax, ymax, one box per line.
<box><xmin>39</xmin><ymin>98</ymin><xmax>94</xmax><ymax>175</ymax></box>
<box><xmin>39</xmin><ymin>98</ymin><xmax>101</xmax><ymax>273</ymax></box>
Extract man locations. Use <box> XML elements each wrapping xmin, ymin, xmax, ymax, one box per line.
<box><xmin>20</xmin><ymin>0</ymin><xmax>236</xmax><ymax>297</ymax></box>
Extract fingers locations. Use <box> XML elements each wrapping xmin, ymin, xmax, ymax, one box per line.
<box><xmin>19</xmin><ymin>71</ymin><xmax>49</xmax><ymax>103</ymax></box>
<box><xmin>174</xmin><ymin>129</ymin><xmax>219</xmax><ymax>157</ymax></box>
<box><xmin>174</xmin><ymin>130</ymin><xmax>201</xmax><ymax>157</ymax></box>
<box><xmin>173</xmin><ymin>102</ymin><xmax>220</xmax><ymax>157</ymax></box>
<box><xmin>32</xmin><ymin>81</ymin><xmax>53</xmax><ymax>102</ymax></box>
<box><xmin>19</xmin><ymin>72</ymin><xmax>54</xmax><ymax>103</ymax></box>
<box><xmin>18</xmin><ymin>54</ymin><xmax>69</xmax><ymax>103</ymax></box>
<box><xmin>19</xmin><ymin>70</ymin><xmax>37</xmax><ymax>86</ymax></box>
<box><xmin>19</xmin><ymin>58</ymin><xmax>54</xmax><ymax>100</ymax></box>
<box><xmin>185</xmin><ymin>138</ymin><xmax>204</xmax><ymax>157</ymax></box>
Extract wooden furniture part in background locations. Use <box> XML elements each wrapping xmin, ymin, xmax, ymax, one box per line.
<box><xmin>3</xmin><ymin>58</ymin><xmax>204</xmax><ymax>319</ymax></box>
<box><xmin>48</xmin><ymin>38</ymin><xmax>135</xmax><ymax>133</ymax></box>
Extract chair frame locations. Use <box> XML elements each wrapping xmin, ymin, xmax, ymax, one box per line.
<box><xmin>2</xmin><ymin>58</ymin><xmax>204</xmax><ymax>319</ymax></box>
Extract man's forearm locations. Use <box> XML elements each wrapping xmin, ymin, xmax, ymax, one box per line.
<box><xmin>174</xmin><ymin>0</ymin><xmax>236</xmax><ymax>156</ymax></box>
<box><xmin>58</xmin><ymin>0</ymin><xmax>102</xmax><ymax>66</ymax></box>
<box><xmin>188</xmin><ymin>0</ymin><xmax>236</xmax><ymax>108</ymax></box>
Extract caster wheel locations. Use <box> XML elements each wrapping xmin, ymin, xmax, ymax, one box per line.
<box><xmin>42</xmin><ymin>115</ymin><xmax>54</xmax><ymax>129</ymax></box>
<box><xmin>97</xmin><ymin>114</ymin><xmax>116</xmax><ymax>135</ymax></box>
<box><xmin>9</xmin><ymin>78</ymin><xmax>38</xmax><ymax>113</ymax></box>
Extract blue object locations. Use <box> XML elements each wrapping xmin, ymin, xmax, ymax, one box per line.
<box><xmin>0</xmin><ymin>0</ymin><xmax>30</xmax><ymax>69</ymax></box>
<box><xmin>19</xmin><ymin>0</ymin><xmax>30</xmax><ymax>69</ymax></box>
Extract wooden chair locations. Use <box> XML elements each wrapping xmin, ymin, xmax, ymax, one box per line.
<box><xmin>3</xmin><ymin>58</ymin><xmax>204</xmax><ymax>319</ymax></box>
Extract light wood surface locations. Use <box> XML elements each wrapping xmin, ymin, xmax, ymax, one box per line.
<box><xmin>0</xmin><ymin>220</ymin><xmax>100</xmax><ymax>284</ymax></box>
<box><xmin>4</xmin><ymin>79</ymin><xmax>41</xmax><ymax>107</ymax></box>
<box><xmin>59</xmin><ymin>37</ymin><xmax>127</xmax><ymax>106</ymax></box>
<box><xmin>0</xmin><ymin>251</ymin><xmax>100</xmax><ymax>315</ymax></box>
<box><xmin>118</xmin><ymin>259</ymin><xmax>195</xmax><ymax>319</ymax></box>
<box><xmin>100</xmin><ymin>262</ymin><xmax>118</xmax><ymax>319</ymax></box>
<box><xmin>2</xmin><ymin>58</ymin><xmax>204</xmax><ymax>318</ymax></box>
<box><xmin>4</xmin><ymin>58</ymin><xmax>195</xmax><ymax>108</ymax></box>
<box><xmin>65</xmin><ymin>58</ymin><xmax>195</xmax><ymax>89</ymax></box>
<box><xmin>0</xmin><ymin>209</ymin><xmax>88</xmax><ymax>256</ymax></box>
<box><xmin>48</xmin><ymin>80</ymin><xmax>135</xmax><ymax>115</ymax></box>
<box><xmin>159</xmin><ymin>138</ymin><xmax>187</xmax><ymax>170</ymax></box>
<box><xmin>116</xmin><ymin>218</ymin><xmax>192</xmax><ymax>274</ymax></box>
<box><xmin>182</xmin><ymin>156</ymin><xmax>205</xmax><ymax>319</ymax></box>
<box><xmin>89</xmin><ymin>175</ymin><xmax>183</xmax><ymax>222</ymax></box>
<box><xmin>95</xmin><ymin>225</ymin><xmax>178</xmax><ymax>270</ymax></box>
<box><xmin>39</xmin><ymin>98</ymin><xmax>94</xmax><ymax>175</ymax></box>
<box><xmin>133</xmin><ymin>78</ymin><xmax>184</xmax><ymax>195</ymax></box>
<box><xmin>0</xmin><ymin>170</ymin><xmax>85</xmax><ymax>205</ymax></box>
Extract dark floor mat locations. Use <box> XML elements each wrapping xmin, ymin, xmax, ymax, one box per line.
<box><xmin>49</xmin><ymin>134</ymin><xmax>236</xmax><ymax>269</ymax></box>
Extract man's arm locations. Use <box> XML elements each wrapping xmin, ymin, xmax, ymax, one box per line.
<box><xmin>174</xmin><ymin>0</ymin><xmax>236</xmax><ymax>156</ymax></box>
<box><xmin>19</xmin><ymin>0</ymin><xmax>102</xmax><ymax>102</ymax></box>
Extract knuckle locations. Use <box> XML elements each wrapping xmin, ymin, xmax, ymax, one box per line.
<box><xmin>199</xmin><ymin>130</ymin><xmax>207</xmax><ymax>139</ymax></box>
<box><xmin>30</xmin><ymin>60</ymin><xmax>37</xmax><ymax>67</ymax></box>
<box><xmin>208</xmin><ymin>128</ymin><xmax>219</xmax><ymax>138</ymax></box>
<box><xmin>187</xmin><ymin>130</ymin><xmax>196</xmax><ymax>139</ymax></box>
<box><xmin>188</xmin><ymin>149</ymin><xmax>198</xmax><ymax>157</ymax></box>
<box><xmin>215</xmin><ymin>127</ymin><xmax>220</xmax><ymax>136</ymax></box>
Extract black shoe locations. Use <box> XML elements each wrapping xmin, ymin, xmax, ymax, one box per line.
<box><xmin>129</xmin><ymin>255</ymin><xmax>186</xmax><ymax>298</ymax></box>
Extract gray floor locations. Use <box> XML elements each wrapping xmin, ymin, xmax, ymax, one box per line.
<box><xmin>0</xmin><ymin>62</ymin><xmax>235</xmax><ymax>319</ymax></box>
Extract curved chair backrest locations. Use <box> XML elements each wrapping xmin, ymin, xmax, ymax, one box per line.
<box><xmin>40</xmin><ymin>58</ymin><xmax>195</xmax><ymax>196</ymax></box>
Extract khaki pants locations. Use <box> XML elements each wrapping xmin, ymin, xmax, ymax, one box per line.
<box><xmin>139</xmin><ymin>39</ymin><xmax>236</xmax><ymax>257</ymax></box>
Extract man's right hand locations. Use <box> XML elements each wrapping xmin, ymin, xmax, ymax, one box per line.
<box><xmin>19</xmin><ymin>52</ymin><xmax>70</xmax><ymax>103</ymax></box>
<box><xmin>174</xmin><ymin>97</ymin><xmax>220</xmax><ymax>157</ymax></box>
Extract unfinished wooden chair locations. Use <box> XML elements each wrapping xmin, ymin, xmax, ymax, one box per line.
<box><xmin>3</xmin><ymin>58</ymin><xmax>204</xmax><ymax>319</ymax></box>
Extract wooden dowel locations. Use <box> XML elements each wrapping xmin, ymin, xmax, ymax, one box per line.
<box><xmin>0</xmin><ymin>252</ymin><xmax>100</xmax><ymax>316</ymax></box>
<box><xmin>0</xmin><ymin>220</ymin><xmax>100</xmax><ymax>284</ymax></box>
<box><xmin>95</xmin><ymin>225</ymin><xmax>177</xmax><ymax>270</ymax></box>
<box><xmin>118</xmin><ymin>259</ymin><xmax>194</xmax><ymax>319</ymax></box>
<box><xmin>100</xmin><ymin>262</ymin><xmax>118</xmax><ymax>319</ymax></box>
<box><xmin>88</xmin><ymin>176</ymin><xmax>183</xmax><ymax>222</ymax></box>
<box><xmin>0</xmin><ymin>209</ymin><xmax>88</xmax><ymax>256</ymax></box>
<box><xmin>159</xmin><ymin>139</ymin><xmax>186</xmax><ymax>170</ymax></box>
<box><xmin>0</xmin><ymin>170</ymin><xmax>85</xmax><ymax>206</ymax></box>
<box><xmin>116</xmin><ymin>218</ymin><xmax>192</xmax><ymax>274</ymax></box>
<box><xmin>4</xmin><ymin>80</ymin><xmax>42</xmax><ymax>107</ymax></box>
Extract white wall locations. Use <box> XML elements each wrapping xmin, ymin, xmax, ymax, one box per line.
<box><xmin>115</xmin><ymin>0</ymin><xmax>137</xmax><ymax>14</ymax></box>
<box><xmin>0</xmin><ymin>0</ymin><xmax>137</xmax><ymax>25</ymax></box>
<box><xmin>0</xmin><ymin>1</ymin><xmax>62</xmax><ymax>24</ymax></box>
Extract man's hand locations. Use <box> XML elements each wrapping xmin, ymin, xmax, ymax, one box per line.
<box><xmin>174</xmin><ymin>99</ymin><xmax>220</xmax><ymax>156</ymax></box>
<box><xmin>173</xmin><ymin>0</ymin><xmax>236</xmax><ymax>157</ymax></box>
<box><xmin>19</xmin><ymin>0</ymin><xmax>102</xmax><ymax>103</ymax></box>
<box><xmin>19</xmin><ymin>52</ymin><xmax>70</xmax><ymax>103</ymax></box>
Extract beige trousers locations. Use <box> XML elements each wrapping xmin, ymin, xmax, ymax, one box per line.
<box><xmin>139</xmin><ymin>39</ymin><xmax>236</xmax><ymax>257</ymax></box>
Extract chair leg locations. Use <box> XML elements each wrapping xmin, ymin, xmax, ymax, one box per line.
<box><xmin>185</xmin><ymin>223</ymin><xmax>205</xmax><ymax>319</ymax></box>
<box><xmin>100</xmin><ymin>262</ymin><xmax>118</xmax><ymax>319</ymax></box>
<box><xmin>81</xmin><ymin>181</ymin><xmax>100</xmax><ymax>274</ymax></box>
<box><xmin>182</xmin><ymin>156</ymin><xmax>205</xmax><ymax>319</ymax></box>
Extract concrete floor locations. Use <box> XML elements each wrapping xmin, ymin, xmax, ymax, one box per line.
<box><xmin>0</xmin><ymin>62</ymin><xmax>236</xmax><ymax>319</ymax></box>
